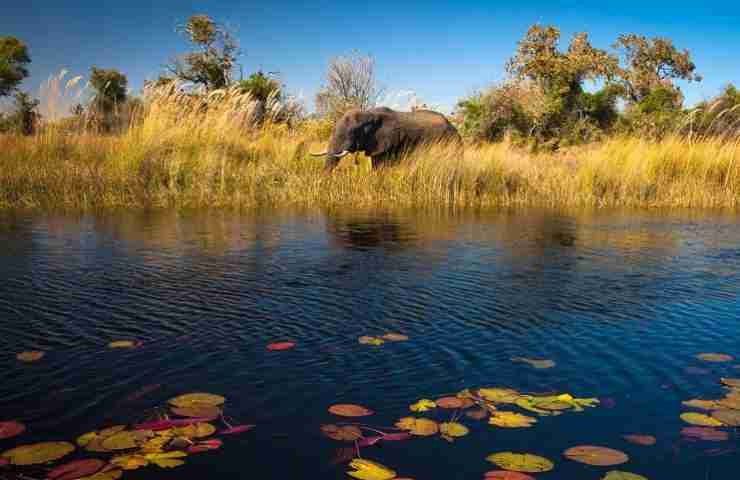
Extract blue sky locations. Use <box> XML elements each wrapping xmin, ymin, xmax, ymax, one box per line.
<box><xmin>2</xmin><ymin>1</ymin><xmax>738</xmax><ymax>113</ymax></box>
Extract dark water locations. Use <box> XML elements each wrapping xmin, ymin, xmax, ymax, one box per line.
<box><xmin>1</xmin><ymin>208</ymin><xmax>739</xmax><ymax>479</ymax></box>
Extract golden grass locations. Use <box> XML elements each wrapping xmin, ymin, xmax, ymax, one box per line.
<box><xmin>2</xmin><ymin>86</ymin><xmax>739</xmax><ymax>211</ymax></box>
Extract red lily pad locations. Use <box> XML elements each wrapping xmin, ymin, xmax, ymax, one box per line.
<box><xmin>681</xmin><ymin>427</ymin><xmax>729</xmax><ymax>441</ymax></box>
<box><xmin>484</xmin><ymin>472</ymin><xmax>535</xmax><ymax>480</ymax></box>
<box><xmin>622</xmin><ymin>434</ymin><xmax>656</xmax><ymax>446</ymax></box>
<box><xmin>0</xmin><ymin>457</ymin><xmax>8</xmax><ymax>467</ymax></box>
<box><xmin>267</xmin><ymin>342</ymin><xmax>295</xmax><ymax>351</ymax></box>
<box><xmin>187</xmin><ymin>439</ymin><xmax>223</xmax><ymax>453</ymax></box>
<box><xmin>328</xmin><ymin>404</ymin><xmax>374</xmax><ymax>417</ymax></box>
<box><xmin>0</xmin><ymin>421</ymin><xmax>25</xmax><ymax>440</ymax></box>
<box><xmin>219</xmin><ymin>425</ymin><xmax>255</xmax><ymax>435</ymax></box>
<box><xmin>48</xmin><ymin>459</ymin><xmax>106</xmax><ymax>480</ymax></box>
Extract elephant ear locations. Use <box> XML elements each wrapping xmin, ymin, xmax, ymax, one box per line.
<box><xmin>364</xmin><ymin>112</ymin><xmax>401</xmax><ymax>157</ymax></box>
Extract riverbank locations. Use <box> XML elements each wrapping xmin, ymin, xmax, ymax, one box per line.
<box><xmin>1</xmin><ymin>123</ymin><xmax>739</xmax><ymax>211</ymax></box>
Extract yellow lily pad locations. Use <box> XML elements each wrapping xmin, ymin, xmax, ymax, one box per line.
<box><xmin>602</xmin><ymin>471</ymin><xmax>648</xmax><ymax>480</ymax></box>
<box><xmin>174</xmin><ymin>422</ymin><xmax>216</xmax><ymax>438</ymax></box>
<box><xmin>410</xmin><ymin>399</ymin><xmax>437</xmax><ymax>412</ymax></box>
<box><xmin>358</xmin><ymin>336</ymin><xmax>385</xmax><ymax>346</ymax></box>
<box><xmin>16</xmin><ymin>351</ymin><xmax>45</xmax><ymax>362</ymax></box>
<box><xmin>145</xmin><ymin>451</ymin><xmax>187</xmax><ymax>467</ymax></box>
<box><xmin>720</xmin><ymin>378</ymin><xmax>740</xmax><ymax>388</ymax></box>
<box><xmin>696</xmin><ymin>353</ymin><xmax>734</xmax><ymax>362</ymax></box>
<box><xmin>382</xmin><ymin>333</ymin><xmax>409</xmax><ymax>341</ymax></box>
<box><xmin>101</xmin><ymin>430</ymin><xmax>152</xmax><ymax>451</ymax></box>
<box><xmin>1</xmin><ymin>442</ymin><xmax>75</xmax><ymax>465</ymax></box>
<box><xmin>479</xmin><ymin>388</ymin><xmax>520</xmax><ymax>404</ymax></box>
<box><xmin>440</xmin><ymin>422</ymin><xmax>469</xmax><ymax>437</ymax></box>
<box><xmin>680</xmin><ymin>412</ymin><xmax>724</xmax><ymax>427</ymax></box>
<box><xmin>486</xmin><ymin>452</ymin><xmax>554</xmax><ymax>473</ymax></box>
<box><xmin>169</xmin><ymin>393</ymin><xmax>225</xmax><ymax>408</ymax></box>
<box><xmin>395</xmin><ymin>417</ymin><xmax>439</xmax><ymax>436</ymax></box>
<box><xmin>682</xmin><ymin>399</ymin><xmax>721</xmax><ymax>410</ymax></box>
<box><xmin>347</xmin><ymin>459</ymin><xmax>396</xmax><ymax>480</ymax></box>
<box><xmin>111</xmin><ymin>454</ymin><xmax>149</xmax><ymax>470</ymax></box>
<box><xmin>711</xmin><ymin>409</ymin><xmax>740</xmax><ymax>426</ymax></box>
<box><xmin>489</xmin><ymin>411</ymin><xmax>537</xmax><ymax>428</ymax></box>
<box><xmin>108</xmin><ymin>341</ymin><xmax>137</xmax><ymax>349</ymax></box>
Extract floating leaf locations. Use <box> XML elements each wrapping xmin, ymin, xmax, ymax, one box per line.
<box><xmin>102</xmin><ymin>431</ymin><xmax>150</xmax><ymax>450</ymax></box>
<box><xmin>168</xmin><ymin>393</ymin><xmax>225</xmax><ymax>408</ymax></box>
<box><xmin>267</xmin><ymin>342</ymin><xmax>295</xmax><ymax>351</ymax></box>
<box><xmin>711</xmin><ymin>409</ymin><xmax>740</xmax><ymax>426</ymax></box>
<box><xmin>680</xmin><ymin>427</ymin><xmax>729</xmax><ymax>441</ymax></box>
<box><xmin>682</xmin><ymin>399</ymin><xmax>721</xmax><ymax>410</ymax></box>
<box><xmin>48</xmin><ymin>459</ymin><xmax>106</xmax><ymax>480</ymax></box>
<box><xmin>321</xmin><ymin>424</ymin><xmax>362</xmax><ymax>441</ymax></box>
<box><xmin>151</xmin><ymin>458</ymin><xmax>185</xmax><ymax>468</ymax></box>
<box><xmin>134</xmin><ymin>417</ymin><xmax>217</xmax><ymax>431</ymax></box>
<box><xmin>409</xmin><ymin>399</ymin><xmax>436</xmax><ymax>412</ymax></box>
<box><xmin>466</xmin><ymin>408</ymin><xmax>489</xmax><ymax>420</ymax></box>
<box><xmin>140</xmin><ymin>436</ymin><xmax>169</xmax><ymax>453</ymax></box>
<box><xmin>602</xmin><ymin>472</ymin><xmax>648</xmax><ymax>480</ymax></box>
<box><xmin>174</xmin><ymin>422</ymin><xmax>216</xmax><ymax>438</ymax></box>
<box><xmin>696</xmin><ymin>353</ymin><xmax>734</xmax><ymax>362</ymax></box>
<box><xmin>0</xmin><ymin>421</ymin><xmax>25</xmax><ymax>440</ymax></box>
<box><xmin>718</xmin><ymin>396</ymin><xmax>740</xmax><ymax>410</ymax></box>
<box><xmin>144</xmin><ymin>451</ymin><xmax>188</xmax><ymax>467</ymax></box>
<box><xmin>395</xmin><ymin>417</ymin><xmax>438</xmax><ymax>436</ymax></box>
<box><xmin>622</xmin><ymin>435</ymin><xmax>656</xmax><ymax>446</ymax></box>
<box><xmin>188</xmin><ymin>439</ymin><xmax>223</xmax><ymax>453</ymax></box>
<box><xmin>720</xmin><ymin>378</ymin><xmax>740</xmax><ymax>388</ymax></box>
<box><xmin>439</xmin><ymin>422</ymin><xmax>469</xmax><ymax>438</ymax></box>
<box><xmin>110</xmin><ymin>455</ymin><xmax>148</xmax><ymax>470</ymax></box>
<box><xmin>358</xmin><ymin>336</ymin><xmax>385</xmax><ymax>346</ymax></box>
<box><xmin>511</xmin><ymin>357</ymin><xmax>555</xmax><ymax>369</ymax></box>
<box><xmin>329</xmin><ymin>404</ymin><xmax>374</xmax><ymax>417</ymax></box>
<box><xmin>436</xmin><ymin>397</ymin><xmax>465</xmax><ymax>409</ymax></box>
<box><xmin>489</xmin><ymin>412</ymin><xmax>537</xmax><ymax>428</ymax></box>
<box><xmin>0</xmin><ymin>458</ymin><xmax>7</xmax><ymax>467</ymax></box>
<box><xmin>478</xmin><ymin>388</ymin><xmax>520</xmax><ymax>404</ymax></box>
<box><xmin>16</xmin><ymin>351</ymin><xmax>44</xmax><ymax>362</ymax></box>
<box><xmin>379</xmin><ymin>432</ymin><xmax>412</xmax><ymax>441</ymax></box>
<box><xmin>484</xmin><ymin>472</ymin><xmax>535</xmax><ymax>480</ymax></box>
<box><xmin>108</xmin><ymin>340</ymin><xmax>141</xmax><ymax>349</ymax></box>
<box><xmin>347</xmin><ymin>459</ymin><xmax>396</xmax><ymax>480</ymax></box>
<box><xmin>564</xmin><ymin>446</ymin><xmax>629</xmax><ymax>466</ymax></box>
<box><xmin>680</xmin><ymin>412</ymin><xmax>724</xmax><ymax>427</ymax></box>
<box><xmin>486</xmin><ymin>452</ymin><xmax>554</xmax><ymax>473</ymax></box>
<box><xmin>1</xmin><ymin>442</ymin><xmax>75</xmax><ymax>465</ymax></box>
<box><xmin>78</xmin><ymin>470</ymin><xmax>122</xmax><ymax>480</ymax></box>
<box><xmin>219</xmin><ymin>425</ymin><xmax>255</xmax><ymax>435</ymax></box>
<box><xmin>171</xmin><ymin>405</ymin><xmax>221</xmax><ymax>418</ymax></box>
<box><xmin>382</xmin><ymin>333</ymin><xmax>409</xmax><ymax>341</ymax></box>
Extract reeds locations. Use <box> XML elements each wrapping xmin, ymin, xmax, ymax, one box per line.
<box><xmin>1</xmin><ymin>84</ymin><xmax>739</xmax><ymax>211</ymax></box>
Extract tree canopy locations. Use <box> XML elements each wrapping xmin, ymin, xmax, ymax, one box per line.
<box><xmin>89</xmin><ymin>67</ymin><xmax>128</xmax><ymax>112</ymax></box>
<box><xmin>0</xmin><ymin>36</ymin><xmax>31</xmax><ymax>97</ymax></box>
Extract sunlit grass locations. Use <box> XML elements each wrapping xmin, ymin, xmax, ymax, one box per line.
<box><xmin>2</xmin><ymin>85</ymin><xmax>740</xmax><ymax>211</ymax></box>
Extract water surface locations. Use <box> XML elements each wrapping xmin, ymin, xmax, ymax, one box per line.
<box><xmin>1</xmin><ymin>208</ymin><xmax>739</xmax><ymax>479</ymax></box>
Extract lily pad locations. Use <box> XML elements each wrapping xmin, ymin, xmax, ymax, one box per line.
<box><xmin>711</xmin><ymin>409</ymin><xmax>740</xmax><ymax>426</ymax></box>
<box><xmin>48</xmin><ymin>459</ymin><xmax>106</xmax><ymax>480</ymax></box>
<box><xmin>436</xmin><ymin>397</ymin><xmax>465</xmax><ymax>409</ymax></box>
<box><xmin>511</xmin><ymin>357</ymin><xmax>555</xmax><ymax>369</ymax></box>
<box><xmin>347</xmin><ymin>459</ymin><xmax>396</xmax><ymax>480</ymax></box>
<box><xmin>381</xmin><ymin>333</ymin><xmax>409</xmax><ymax>341</ymax></box>
<box><xmin>484</xmin><ymin>472</ymin><xmax>535</xmax><ymax>480</ymax></box>
<box><xmin>439</xmin><ymin>422</ymin><xmax>469</xmax><ymax>437</ymax></box>
<box><xmin>110</xmin><ymin>455</ymin><xmax>149</xmax><ymax>470</ymax></box>
<box><xmin>171</xmin><ymin>405</ymin><xmax>221</xmax><ymax>418</ymax></box>
<box><xmin>0</xmin><ymin>421</ymin><xmax>25</xmax><ymax>440</ymax></box>
<box><xmin>696</xmin><ymin>353</ymin><xmax>734</xmax><ymax>362</ymax></box>
<box><xmin>564</xmin><ymin>446</ymin><xmax>629</xmax><ymax>466</ymax></box>
<box><xmin>174</xmin><ymin>422</ymin><xmax>216</xmax><ymax>438</ymax></box>
<box><xmin>358</xmin><ymin>336</ymin><xmax>385</xmax><ymax>346</ymax></box>
<box><xmin>320</xmin><ymin>424</ymin><xmax>362</xmax><ymax>441</ymax></box>
<box><xmin>102</xmin><ymin>431</ymin><xmax>150</xmax><ymax>450</ymax></box>
<box><xmin>680</xmin><ymin>427</ymin><xmax>729</xmax><ymax>441</ymax></box>
<box><xmin>682</xmin><ymin>399</ymin><xmax>721</xmax><ymax>410</ymax></box>
<box><xmin>78</xmin><ymin>470</ymin><xmax>122</xmax><ymax>480</ymax></box>
<box><xmin>16</xmin><ymin>351</ymin><xmax>44</xmax><ymax>362</ymax></box>
<box><xmin>489</xmin><ymin>412</ymin><xmax>537</xmax><ymax>428</ymax></box>
<box><xmin>466</xmin><ymin>408</ymin><xmax>489</xmax><ymax>420</ymax></box>
<box><xmin>266</xmin><ymin>342</ymin><xmax>295</xmax><ymax>351</ymax></box>
<box><xmin>478</xmin><ymin>388</ymin><xmax>520</xmax><ymax>404</ymax></box>
<box><xmin>602</xmin><ymin>472</ymin><xmax>648</xmax><ymax>480</ymax></box>
<box><xmin>486</xmin><ymin>452</ymin><xmax>554</xmax><ymax>473</ymax></box>
<box><xmin>169</xmin><ymin>393</ymin><xmax>225</xmax><ymax>408</ymax></box>
<box><xmin>409</xmin><ymin>399</ymin><xmax>436</xmax><ymax>412</ymax></box>
<box><xmin>1</xmin><ymin>442</ymin><xmax>75</xmax><ymax>465</ymax></box>
<box><xmin>720</xmin><ymin>378</ymin><xmax>740</xmax><ymax>388</ymax></box>
<box><xmin>188</xmin><ymin>439</ymin><xmax>223</xmax><ymax>453</ymax></box>
<box><xmin>108</xmin><ymin>340</ymin><xmax>141</xmax><ymax>349</ymax></box>
<box><xmin>395</xmin><ymin>417</ymin><xmax>438</xmax><ymax>436</ymax></box>
<box><xmin>622</xmin><ymin>435</ymin><xmax>656</xmax><ymax>446</ymax></box>
<box><xmin>329</xmin><ymin>404</ymin><xmax>374</xmax><ymax>417</ymax></box>
<box><xmin>680</xmin><ymin>412</ymin><xmax>724</xmax><ymax>427</ymax></box>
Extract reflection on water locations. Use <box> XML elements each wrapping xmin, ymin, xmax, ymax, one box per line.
<box><xmin>0</xmin><ymin>208</ymin><xmax>739</xmax><ymax>479</ymax></box>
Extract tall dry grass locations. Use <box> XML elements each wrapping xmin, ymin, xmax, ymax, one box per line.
<box><xmin>1</xmin><ymin>83</ymin><xmax>739</xmax><ymax>211</ymax></box>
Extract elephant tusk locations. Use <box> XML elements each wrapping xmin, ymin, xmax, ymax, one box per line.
<box><xmin>330</xmin><ymin>150</ymin><xmax>350</xmax><ymax>158</ymax></box>
<box><xmin>309</xmin><ymin>150</ymin><xmax>328</xmax><ymax>156</ymax></box>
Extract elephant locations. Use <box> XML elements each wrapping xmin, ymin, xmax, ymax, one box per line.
<box><xmin>311</xmin><ymin>107</ymin><xmax>462</xmax><ymax>171</ymax></box>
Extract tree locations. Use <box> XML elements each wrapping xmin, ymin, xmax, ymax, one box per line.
<box><xmin>89</xmin><ymin>67</ymin><xmax>128</xmax><ymax>113</ymax></box>
<box><xmin>614</xmin><ymin>34</ymin><xmax>701</xmax><ymax>105</ymax></box>
<box><xmin>169</xmin><ymin>14</ymin><xmax>239</xmax><ymax>90</ymax></box>
<box><xmin>237</xmin><ymin>71</ymin><xmax>281</xmax><ymax>102</ymax></box>
<box><xmin>8</xmin><ymin>91</ymin><xmax>40</xmax><ymax>135</ymax></box>
<box><xmin>0</xmin><ymin>36</ymin><xmax>31</xmax><ymax>97</ymax></box>
<box><xmin>315</xmin><ymin>52</ymin><xmax>383</xmax><ymax>120</ymax></box>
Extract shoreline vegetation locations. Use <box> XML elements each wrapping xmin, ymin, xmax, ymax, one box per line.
<box><xmin>2</xmin><ymin>18</ymin><xmax>740</xmax><ymax>212</ymax></box>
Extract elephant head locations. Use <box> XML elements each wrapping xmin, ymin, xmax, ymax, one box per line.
<box><xmin>311</xmin><ymin>108</ymin><xmax>400</xmax><ymax>171</ymax></box>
